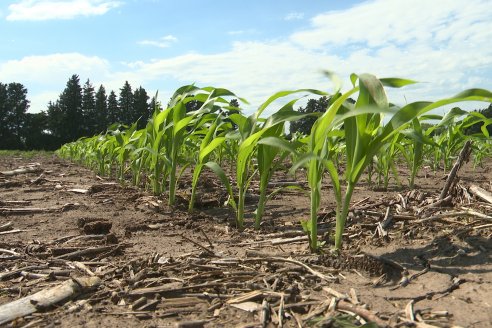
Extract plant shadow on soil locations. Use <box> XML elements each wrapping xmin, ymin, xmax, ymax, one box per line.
<box><xmin>381</xmin><ymin>233</ymin><xmax>492</xmax><ymax>276</ymax></box>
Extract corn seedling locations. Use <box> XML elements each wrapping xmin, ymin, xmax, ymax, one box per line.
<box><xmin>230</xmin><ymin>89</ymin><xmax>325</xmax><ymax>230</ymax></box>
<box><xmin>56</xmin><ymin>77</ymin><xmax>492</xmax><ymax>254</ymax></box>
<box><xmin>295</xmin><ymin>73</ymin><xmax>492</xmax><ymax>252</ymax></box>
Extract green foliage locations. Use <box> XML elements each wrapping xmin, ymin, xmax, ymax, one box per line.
<box><xmin>52</xmin><ymin>72</ymin><xmax>492</xmax><ymax>254</ymax></box>
<box><xmin>465</xmin><ymin>103</ymin><xmax>492</xmax><ymax>135</ymax></box>
<box><xmin>94</xmin><ymin>85</ymin><xmax>109</xmax><ymax>133</ymax></box>
<box><xmin>0</xmin><ymin>82</ymin><xmax>30</xmax><ymax>149</ymax></box>
<box><xmin>289</xmin><ymin>96</ymin><xmax>331</xmax><ymax>135</ymax></box>
<box><xmin>82</xmin><ymin>79</ymin><xmax>97</xmax><ymax>135</ymax></box>
<box><xmin>133</xmin><ymin>86</ymin><xmax>150</xmax><ymax>129</ymax></box>
<box><xmin>293</xmin><ymin>73</ymin><xmax>492</xmax><ymax>252</ymax></box>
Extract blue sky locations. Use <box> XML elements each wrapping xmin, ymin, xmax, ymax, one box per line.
<box><xmin>1</xmin><ymin>0</ymin><xmax>491</xmax><ymax>115</ymax></box>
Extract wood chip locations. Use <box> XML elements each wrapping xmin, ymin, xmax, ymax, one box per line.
<box><xmin>0</xmin><ymin>276</ymin><xmax>101</xmax><ymax>325</ymax></box>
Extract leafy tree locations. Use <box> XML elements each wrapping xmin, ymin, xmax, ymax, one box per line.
<box><xmin>229</xmin><ymin>98</ymin><xmax>240</xmax><ymax>108</ymax></box>
<box><xmin>0</xmin><ymin>82</ymin><xmax>30</xmax><ymax>149</ymax></box>
<box><xmin>24</xmin><ymin>112</ymin><xmax>59</xmax><ymax>150</ymax></box>
<box><xmin>118</xmin><ymin>81</ymin><xmax>133</xmax><ymax>125</ymax></box>
<box><xmin>289</xmin><ymin>96</ymin><xmax>354</xmax><ymax>136</ymax></box>
<box><xmin>289</xmin><ymin>96</ymin><xmax>331</xmax><ymax>136</ymax></box>
<box><xmin>186</xmin><ymin>99</ymin><xmax>203</xmax><ymax>113</ymax></box>
<box><xmin>0</xmin><ymin>83</ymin><xmax>7</xmax><ymax>142</ymax></box>
<box><xmin>466</xmin><ymin>103</ymin><xmax>492</xmax><ymax>135</ymax></box>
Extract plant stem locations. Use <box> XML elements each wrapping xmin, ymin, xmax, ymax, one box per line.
<box><xmin>189</xmin><ymin>189</ymin><xmax>196</xmax><ymax>212</ymax></box>
<box><xmin>309</xmin><ymin>186</ymin><xmax>319</xmax><ymax>252</ymax></box>
<box><xmin>168</xmin><ymin>159</ymin><xmax>176</xmax><ymax>206</ymax></box>
<box><xmin>254</xmin><ymin>175</ymin><xmax>268</xmax><ymax>230</ymax></box>
<box><xmin>254</xmin><ymin>190</ymin><xmax>266</xmax><ymax>230</ymax></box>
<box><xmin>237</xmin><ymin>187</ymin><xmax>245</xmax><ymax>230</ymax></box>
<box><xmin>334</xmin><ymin>183</ymin><xmax>355</xmax><ymax>250</ymax></box>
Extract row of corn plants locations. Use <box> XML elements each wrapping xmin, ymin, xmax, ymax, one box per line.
<box><xmin>57</xmin><ymin>72</ymin><xmax>492</xmax><ymax>252</ymax></box>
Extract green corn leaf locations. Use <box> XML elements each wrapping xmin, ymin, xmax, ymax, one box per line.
<box><xmin>435</xmin><ymin>107</ymin><xmax>469</xmax><ymax>127</ymax></box>
<box><xmin>379</xmin><ymin>77</ymin><xmax>418</xmax><ymax>88</ymax></box>
<box><xmin>350</xmin><ymin>73</ymin><xmax>358</xmax><ymax>87</ymax></box>
<box><xmin>325</xmin><ymin>160</ymin><xmax>341</xmax><ymax>204</ymax></box>
<box><xmin>256</xmin><ymin>89</ymin><xmax>328</xmax><ymax>119</ymax></box>
<box><xmin>322</xmin><ymin>70</ymin><xmax>342</xmax><ymax>93</ymax></box>
<box><xmin>204</xmin><ymin>161</ymin><xmax>236</xmax><ymax>210</ymax></box>
<box><xmin>257</xmin><ymin>136</ymin><xmax>298</xmax><ymax>154</ymax></box>
<box><xmin>174</xmin><ymin>115</ymin><xmax>195</xmax><ymax>134</ymax></box>
<box><xmin>199</xmin><ymin>137</ymin><xmax>226</xmax><ymax>162</ymax></box>
<box><xmin>358</xmin><ymin>73</ymin><xmax>388</xmax><ymax>108</ymax></box>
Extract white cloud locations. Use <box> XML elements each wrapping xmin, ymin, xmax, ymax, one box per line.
<box><xmin>285</xmin><ymin>12</ymin><xmax>304</xmax><ymax>21</ymax></box>
<box><xmin>291</xmin><ymin>0</ymin><xmax>492</xmax><ymax>49</ymax></box>
<box><xmin>0</xmin><ymin>53</ymin><xmax>113</xmax><ymax>112</ymax></box>
<box><xmin>128</xmin><ymin>0</ymin><xmax>491</xmax><ymax>111</ymax></box>
<box><xmin>124</xmin><ymin>42</ymin><xmax>346</xmax><ymax>114</ymax></box>
<box><xmin>138</xmin><ymin>35</ymin><xmax>178</xmax><ymax>48</ymax></box>
<box><xmin>228</xmin><ymin>30</ymin><xmax>245</xmax><ymax>35</ymax></box>
<box><xmin>6</xmin><ymin>0</ymin><xmax>122</xmax><ymax>21</ymax></box>
<box><xmin>29</xmin><ymin>91</ymin><xmax>60</xmax><ymax>111</ymax></box>
<box><xmin>3</xmin><ymin>0</ymin><xmax>492</xmax><ymax>115</ymax></box>
<box><xmin>0</xmin><ymin>53</ymin><xmax>111</xmax><ymax>85</ymax></box>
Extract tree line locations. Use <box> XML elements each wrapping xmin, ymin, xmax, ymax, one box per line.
<box><xmin>1</xmin><ymin>75</ymin><xmax>491</xmax><ymax>151</ymax></box>
<box><xmin>0</xmin><ymin>74</ymin><xmax>155</xmax><ymax>150</ymax></box>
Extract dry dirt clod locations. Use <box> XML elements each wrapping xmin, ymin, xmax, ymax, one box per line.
<box><xmin>82</xmin><ymin>220</ymin><xmax>113</xmax><ymax>235</ymax></box>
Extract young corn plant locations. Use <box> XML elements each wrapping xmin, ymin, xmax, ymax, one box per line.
<box><xmin>297</xmin><ymin>73</ymin><xmax>492</xmax><ymax>252</ymax></box>
<box><xmin>255</xmin><ymin>123</ymin><xmax>301</xmax><ymax>229</ymax></box>
<box><xmin>139</xmin><ymin>104</ymin><xmax>172</xmax><ymax>195</ymax></box>
<box><xmin>92</xmin><ymin>134</ymin><xmax>115</xmax><ymax>177</ymax></box>
<box><xmin>372</xmin><ymin>134</ymin><xmax>403</xmax><ymax>189</ymax></box>
<box><xmin>429</xmin><ymin>108</ymin><xmax>491</xmax><ymax>171</ymax></box>
<box><xmin>396</xmin><ymin>115</ymin><xmax>443</xmax><ymax>188</ymax></box>
<box><xmin>189</xmin><ymin>114</ymin><xmax>236</xmax><ymax>212</ymax></box>
<box><xmin>112</xmin><ymin>122</ymin><xmax>139</xmax><ymax>182</ymax></box>
<box><xmin>166</xmin><ymin>86</ymin><xmax>246</xmax><ymax>206</ymax></box>
<box><xmin>230</xmin><ymin>89</ymin><xmax>326</xmax><ymax>230</ymax></box>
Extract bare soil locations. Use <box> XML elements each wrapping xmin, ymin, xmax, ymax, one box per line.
<box><xmin>0</xmin><ymin>153</ymin><xmax>491</xmax><ymax>327</ymax></box>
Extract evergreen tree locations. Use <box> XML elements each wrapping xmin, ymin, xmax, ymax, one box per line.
<box><xmin>148</xmin><ymin>96</ymin><xmax>160</xmax><ymax>117</ymax></box>
<box><xmin>82</xmin><ymin>79</ymin><xmax>96</xmax><ymax>135</ymax></box>
<box><xmin>118</xmin><ymin>81</ymin><xmax>133</xmax><ymax>125</ymax></box>
<box><xmin>46</xmin><ymin>100</ymin><xmax>63</xmax><ymax>145</ymax></box>
<box><xmin>133</xmin><ymin>86</ymin><xmax>150</xmax><ymax>128</ymax></box>
<box><xmin>49</xmin><ymin>74</ymin><xmax>83</xmax><ymax>143</ymax></box>
<box><xmin>219</xmin><ymin>98</ymin><xmax>240</xmax><ymax>129</ymax></box>
<box><xmin>0</xmin><ymin>83</ymin><xmax>10</xmax><ymax>148</ymax></box>
<box><xmin>94</xmin><ymin>85</ymin><xmax>108</xmax><ymax>133</ymax></box>
<box><xmin>107</xmin><ymin>90</ymin><xmax>119</xmax><ymax>125</ymax></box>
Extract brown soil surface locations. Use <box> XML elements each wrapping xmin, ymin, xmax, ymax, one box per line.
<box><xmin>0</xmin><ymin>153</ymin><xmax>491</xmax><ymax>327</ymax></box>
